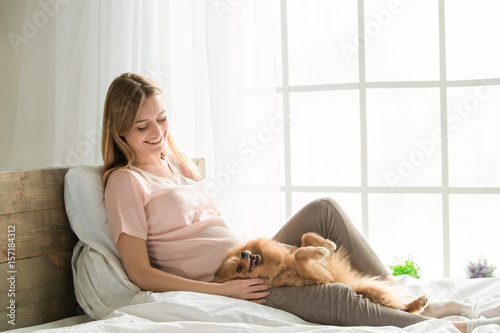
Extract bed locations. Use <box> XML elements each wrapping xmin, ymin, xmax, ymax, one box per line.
<box><xmin>1</xmin><ymin>160</ymin><xmax>500</xmax><ymax>333</ymax></box>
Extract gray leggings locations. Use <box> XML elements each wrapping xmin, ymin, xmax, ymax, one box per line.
<box><xmin>265</xmin><ymin>198</ymin><xmax>428</xmax><ymax>327</ymax></box>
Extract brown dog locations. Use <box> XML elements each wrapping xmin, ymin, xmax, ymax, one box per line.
<box><xmin>214</xmin><ymin>232</ymin><xmax>427</xmax><ymax>313</ymax></box>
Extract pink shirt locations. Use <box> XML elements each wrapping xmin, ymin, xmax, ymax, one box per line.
<box><xmin>104</xmin><ymin>155</ymin><xmax>247</xmax><ymax>282</ymax></box>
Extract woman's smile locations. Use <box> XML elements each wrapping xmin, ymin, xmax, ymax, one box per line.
<box><xmin>145</xmin><ymin>136</ymin><xmax>163</xmax><ymax>145</ymax></box>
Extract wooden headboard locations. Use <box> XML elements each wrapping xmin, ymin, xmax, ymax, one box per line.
<box><xmin>0</xmin><ymin>158</ymin><xmax>205</xmax><ymax>331</ymax></box>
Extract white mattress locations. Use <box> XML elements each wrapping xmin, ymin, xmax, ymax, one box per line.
<box><xmin>11</xmin><ymin>276</ymin><xmax>500</xmax><ymax>333</ymax></box>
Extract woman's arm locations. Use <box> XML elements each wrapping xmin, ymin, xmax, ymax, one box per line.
<box><xmin>117</xmin><ymin>233</ymin><xmax>272</xmax><ymax>303</ymax></box>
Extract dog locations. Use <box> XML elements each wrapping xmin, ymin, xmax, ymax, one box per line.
<box><xmin>214</xmin><ymin>232</ymin><xmax>427</xmax><ymax>313</ymax></box>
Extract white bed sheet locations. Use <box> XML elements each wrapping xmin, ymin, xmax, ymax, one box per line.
<box><xmin>13</xmin><ymin>276</ymin><xmax>500</xmax><ymax>333</ymax></box>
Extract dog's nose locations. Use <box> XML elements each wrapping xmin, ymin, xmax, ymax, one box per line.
<box><xmin>240</xmin><ymin>251</ymin><xmax>249</xmax><ymax>259</ymax></box>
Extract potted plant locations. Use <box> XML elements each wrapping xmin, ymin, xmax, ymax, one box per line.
<box><xmin>389</xmin><ymin>255</ymin><xmax>421</xmax><ymax>279</ymax></box>
<box><xmin>465</xmin><ymin>257</ymin><xmax>496</xmax><ymax>279</ymax></box>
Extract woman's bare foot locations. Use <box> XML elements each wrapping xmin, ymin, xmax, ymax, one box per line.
<box><xmin>422</xmin><ymin>300</ymin><xmax>473</xmax><ymax>318</ymax></box>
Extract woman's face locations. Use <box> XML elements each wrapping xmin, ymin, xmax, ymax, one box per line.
<box><xmin>124</xmin><ymin>94</ymin><xmax>169</xmax><ymax>164</ymax></box>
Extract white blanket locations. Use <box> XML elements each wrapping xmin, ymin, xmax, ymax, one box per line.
<box><xmin>26</xmin><ymin>276</ymin><xmax>500</xmax><ymax>333</ymax></box>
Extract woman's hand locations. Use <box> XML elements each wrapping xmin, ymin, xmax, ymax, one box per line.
<box><xmin>217</xmin><ymin>279</ymin><xmax>272</xmax><ymax>304</ymax></box>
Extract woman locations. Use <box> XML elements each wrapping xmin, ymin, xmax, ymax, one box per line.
<box><xmin>101</xmin><ymin>73</ymin><xmax>495</xmax><ymax>333</ymax></box>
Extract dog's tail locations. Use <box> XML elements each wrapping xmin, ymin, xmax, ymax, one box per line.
<box><xmin>353</xmin><ymin>278</ymin><xmax>427</xmax><ymax>313</ymax></box>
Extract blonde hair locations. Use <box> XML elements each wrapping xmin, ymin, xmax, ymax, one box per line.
<box><xmin>101</xmin><ymin>73</ymin><xmax>196</xmax><ymax>185</ymax></box>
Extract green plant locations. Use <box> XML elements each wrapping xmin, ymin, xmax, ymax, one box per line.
<box><xmin>389</xmin><ymin>255</ymin><xmax>421</xmax><ymax>279</ymax></box>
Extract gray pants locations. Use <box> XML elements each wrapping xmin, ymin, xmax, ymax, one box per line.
<box><xmin>266</xmin><ymin>198</ymin><xmax>428</xmax><ymax>327</ymax></box>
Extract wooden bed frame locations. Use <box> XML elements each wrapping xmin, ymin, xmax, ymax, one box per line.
<box><xmin>0</xmin><ymin>159</ymin><xmax>205</xmax><ymax>331</ymax></box>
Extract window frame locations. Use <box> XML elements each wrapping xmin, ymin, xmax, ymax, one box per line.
<box><xmin>278</xmin><ymin>0</ymin><xmax>500</xmax><ymax>277</ymax></box>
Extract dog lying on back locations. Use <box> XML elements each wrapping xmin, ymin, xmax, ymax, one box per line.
<box><xmin>214</xmin><ymin>232</ymin><xmax>427</xmax><ymax>313</ymax></box>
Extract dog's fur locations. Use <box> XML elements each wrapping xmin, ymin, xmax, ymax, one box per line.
<box><xmin>215</xmin><ymin>232</ymin><xmax>427</xmax><ymax>313</ymax></box>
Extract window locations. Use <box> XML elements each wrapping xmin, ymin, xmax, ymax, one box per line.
<box><xmin>278</xmin><ymin>0</ymin><xmax>500</xmax><ymax>279</ymax></box>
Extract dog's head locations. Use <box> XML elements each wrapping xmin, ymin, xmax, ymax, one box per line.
<box><xmin>214</xmin><ymin>238</ymin><xmax>287</xmax><ymax>283</ymax></box>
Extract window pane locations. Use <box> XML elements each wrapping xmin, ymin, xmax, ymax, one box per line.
<box><xmin>447</xmin><ymin>86</ymin><xmax>500</xmax><ymax>187</ymax></box>
<box><xmin>292</xmin><ymin>193</ymin><xmax>363</xmax><ymax>232</ymax></box>
<box><xmin>290</xmin><ymin>91</ymin><xmax>361</xmax><ymax>186</ymax></box>
<box><xmin>449</xmin><ymin>195</ymin><xmax>500</xmax><ymax>278</ymax></box>
<box><xmin>287</xmin><ymin>0</ymin><xmax>358</xmax><ymax>85</ymax></box>
<box><xmin>367</xmin><ymin>88</ymin><xmax>442</xmax><ymax>187</ymax></box>
<box><xmin>369</xmin><ymin>194</ymin><xmax>443</xmax><ymax>280</ymax></box>
<box><xmin>364</xmin><ymin>0</ymin><xmax>439</xmax><ymax>82</ymax></box>
<box><xmin>446</xmin><ymin>0</ymin><xmax>500</xmax><ymax>80</ymax></box>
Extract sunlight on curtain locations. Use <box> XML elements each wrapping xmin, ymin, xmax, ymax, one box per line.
<box><xmin>0</xmin><ymin>0</ymin><xmax>171</xmax><ymax>170</ymax></box>
<box><xmin>0</xmin><ymin>0</ymin><xmax>282</xmax><ymax>238</ymax></box>
<box><xmin>204</xmin><ymin>0</ymin><xmax>282</xmax><ymax>237</ymax></box>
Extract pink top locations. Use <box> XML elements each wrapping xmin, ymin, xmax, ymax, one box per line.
<box><xmin>104</xmin><ymin>154</ymin><xmax>247</xmax><ymax>282</ymax></box>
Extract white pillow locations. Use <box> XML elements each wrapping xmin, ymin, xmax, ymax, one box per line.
<box><xmin>64</xmin><ymin>165</ymin><xmax>120</xmax><ymax>259</ymax></box>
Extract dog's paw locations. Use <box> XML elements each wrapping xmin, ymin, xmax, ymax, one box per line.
<box><xmin>295</xmin><ymin>246</ymin><xmax>330</xmax><ymax>260</ymax></box>
<box><xmin>321</xmin><ymin>239</ymin><xmax>337</xmax><ymax>252</ymax></box>
<box><xmin>301</xmin><ymin>233</ymin><xmax>337</xmax><ymax>251</ymax></box>
<box><xmin>316</xmin><ymin>247</ymin><xmax>330</xmax><ymax>258</ymax></box>
<box><xmin>301</xmin><ymin>233</ymin><xmax>316</xmax><ymax>247</ymax></box>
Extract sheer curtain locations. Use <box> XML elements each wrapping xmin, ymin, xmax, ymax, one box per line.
<box><xmin>0</xmin><ymin>0</ymin><xmax>282</xmax><ymax>237</ymax></box>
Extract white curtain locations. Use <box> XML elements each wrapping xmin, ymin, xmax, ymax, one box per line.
<box><xmin>0</xmin><ymin>0</ymin><xmax>282</xmax><ymax>237</ymax></box>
